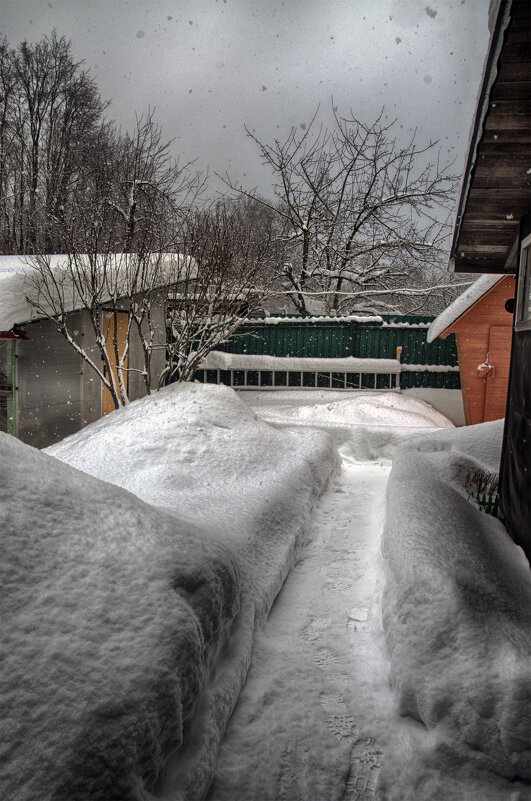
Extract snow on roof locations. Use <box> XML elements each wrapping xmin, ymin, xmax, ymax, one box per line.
<box><xmin>258</xmin><ymin>314</ymin><xmax>382</xmax><ymax>325</ymax></box>
<box><xmin>201</xmin><ymin>351</ymin><xmax>401</xmax><ymax>373</ymax></box>
<box><xmin>0</xmin><ymin>253</ymin><xmax>192</xmax><ymax>331</ymax></box>
<box><xmin>426</xmin><ymin>275</ymin><xmax>505</xmax><ymax>342</ymax></box>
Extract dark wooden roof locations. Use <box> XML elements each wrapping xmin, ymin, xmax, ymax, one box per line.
<box><xmin>450</xmin><ymin>0</ymin><xmax>530</xmax><ymax>274</ymax></box>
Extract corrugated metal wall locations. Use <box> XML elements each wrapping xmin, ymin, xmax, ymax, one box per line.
<box><xmin>216</xmin><ymin>315</ymin><xmax>459</xmax><ymax>389</ymax></box>
<box><xmin>221</xmin><ymin>323</ymin><xmax>353</xmax><ymax>358</ymax></box>
<box><xmin>16</xmin><ymin>317</ymin><xmax>85</xmax><ymax>448</ymax></box>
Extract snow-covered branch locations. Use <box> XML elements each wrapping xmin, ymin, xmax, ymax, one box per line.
<box><xmin>224</xmin><ymin>103</ymin><xmax>459</xmax><ymax>315</ymax></box>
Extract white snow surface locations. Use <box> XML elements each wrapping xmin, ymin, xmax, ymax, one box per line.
<box><xmin>1</xmin><ymin>383</ymin><xmax>338</xmax><ymax>801</ymax></box>
<box><xmin>208</xmin><ymin>453</ymin><xmax>392</xmax><ymax>801</ymax></box>
<box><xmin>381</xmin><ymin>321</ymin><xmax>431</xmax><ymax>328</ymax></box>
<box><xmin>207</xmin><ymin>393</ymin><xmax>526</xmax><ymax>801</ymax></box>
<box><xmin>382</xmin><ymin>419</ymin><xmax>531</xmax><ymax>786</ymax></box>
<box><xmin>426</xmin><ymin>274</ymin><xmax>505</xmax><ymax>342</ymax></box>
<box><xmin>1</xmin><ymin>431</ymin><xmax>241</xmax><ymax>801</ymax></box>
<box><xmin>200</xmin><ymin>350</ymin><xmax>400</xmax><ymax>374</ymax></box>
<box><xmin>0</xmin><ymin>258</ymin><xmax>38</xmax><ymax>330</ymax></box>
<box><xmin>243</xmin><ymin>390</ymin><xmax>454</xmax><ymax>461</ymax></box>
<box><xmin>400</xmin><ymin>363</ymin><xmax>460</xmax><ymax>373</ymax></box>
<box><xmin>3</xmin><ymin>384</ymin><xmax>529</xmax><ymax>801</ymax></box>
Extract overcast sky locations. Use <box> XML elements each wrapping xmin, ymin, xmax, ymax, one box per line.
<box><xmin>1</xmin><ymin>0</ymin><xmax>492</xmax><ymax>197</ymax></box>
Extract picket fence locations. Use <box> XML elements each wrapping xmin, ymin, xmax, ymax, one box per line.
<box><xmin>474</xmin><ymin>492</ymin><xmax>500</xmax><ymax>518</ymax></box>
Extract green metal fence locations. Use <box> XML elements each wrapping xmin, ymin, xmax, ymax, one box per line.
<box><xmin>215</xmin><ymin>315</ymin><xmax>459</xmax><ymax>389</ymax></box>
<box><xmin>221</xmin><ymin>322</ymin><xmax>354</xmax><ymax>358</ymax></box>
<box><xmin>474</xmin><ymin>492</ymin><xmax>500</xmax><ymax>517</ymax></box>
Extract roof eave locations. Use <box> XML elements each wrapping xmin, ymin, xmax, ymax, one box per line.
<box><xmin>449</xmin><ymin>0</ymin><xmax>514</xmax><ymax>271</ymax></box>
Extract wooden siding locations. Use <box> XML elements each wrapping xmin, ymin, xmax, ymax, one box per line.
<box><xmin>440</xmin><ymin>276</ymin><xmax>515</xmax><ymax>424</ymax></box>
<box><xmin>102</xmin><ymin>311</ymin><xmax>129</xmax><ymax>416</ymax></box>
<box><xmin>451</xmin><ymin>0</ymin><xmax>531</xmax><ymax>274</ymax></box>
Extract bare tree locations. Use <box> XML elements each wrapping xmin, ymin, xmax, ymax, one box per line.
<box><xmin>20</xmin><ymin>108</ymin><xmax>205</xmax><ymax>408</ymax></box>
<box><xmin>164</xmin><ymin>198</ymin><xmax>276</xmax><ymax>383</ymax></box>
<box><xmin>24</xmin><ymin>136</ymin><xmax>276</xmax><ymax>405</ymax></box>
<box><xmin>23</xmin><ymin>201</ymin><xmax>276</xmax><ymax>405</ymax></box>
<box><xmin>25</xmin><ymin>251</ymin><xmax>138</xmax><ymax>409</ymax></box>
<box><xmin>0</xmin><ymin>32</ymin><xmax>107</xmax><ymax>253</ymax></box>
<box><xmin>223</xmin><ymin>107</ymin><xmax>468</xmax><ymax>315</ymax></box>
<box><xmin>104</xmin><ymin>109</ymin><xmax>204</xmax><ymax>252</ymax></box>
<box><xmin>0</xmin><ymin>37</ymin><xmax>17</xmax><ymax>249</ymax></box>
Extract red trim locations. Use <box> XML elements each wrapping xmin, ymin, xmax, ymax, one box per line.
<box><xmin>0</xmin><ymin>329</ymin><xmax>29</xmax><ymax>340</ymax></box>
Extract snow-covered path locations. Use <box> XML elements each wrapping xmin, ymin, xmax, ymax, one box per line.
<box><xmin>205</xmin><ymin>391</ymin><xmax>529</xmax><ymax>801</ymax></box>
<box><xmin>207</xmin><ymin>419</ymin><xmax>395</xmax><ymax>800</ymax></box>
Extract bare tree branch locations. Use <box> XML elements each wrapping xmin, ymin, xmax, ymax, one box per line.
<box><xmin>222</xmin><ymin>104</ymin><xmax>461</xmax><ymax>315</ymax></box>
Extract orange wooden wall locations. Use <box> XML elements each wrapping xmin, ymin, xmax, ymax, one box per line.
<box><xmin>440</xmin><ymin>276</ymin><xmax>515</xmax><ymax>425</ymax></box>
<box><xmin>101</xmin><ymin>311</ymin><xmax>129</xmax><ymax>415</ymax></box>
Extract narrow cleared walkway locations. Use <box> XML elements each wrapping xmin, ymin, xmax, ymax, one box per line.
<box><xmin>207</xmin><ymin>444</ymin><xmax>393</xmax><ymax>801</ymax></box>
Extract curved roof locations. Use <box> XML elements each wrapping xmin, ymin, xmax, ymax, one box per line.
<box><xmin>0</xmin><ymin>253</ymin><xmax>192</xmax><ymax>331</ymax></box>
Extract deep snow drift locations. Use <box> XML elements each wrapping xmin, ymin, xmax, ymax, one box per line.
<box><xmin>382</xmin><ymin>420</ymin><xmax>531</xmax><ymax>787</ymax></box>
<box><xmin>1</xmin><ymin>432</ymin><xmax>240</xmax><ymax>801</ymax></box>
<box><xmin>1</xmin><ymin>384</ymin><xmax>337</xmax><ymax>801</ymax></box>
<box><xmin>245</xmin><ymin>389</ymin><xmax>454</xmax><ymax>461</ymax></box>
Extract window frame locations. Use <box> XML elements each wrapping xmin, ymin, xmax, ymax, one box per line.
<box><xmin>515</xmin><ymin>233</ymin><xmax>531</xmax><ymax>332</ymax></box>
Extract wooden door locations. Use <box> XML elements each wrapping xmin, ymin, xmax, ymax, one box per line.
<box><xmin>483</xmin><ymin>325</ymin><xmax>512</xmax><ymax>422</ymax></box>
<box><xmin>102</xmin><ymin>311</ymin><xmax>129</xmax><ymax>415</ymax></box>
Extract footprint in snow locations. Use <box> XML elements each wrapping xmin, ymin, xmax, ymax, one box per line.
<box><xmin>344</xmin><ymin>739</ymin><xmax>383</xmax><ymax>800</ymax></box>
<box><xmin>276</xmin><ymin>743</ymin><xmax>310</xmax><ymax>801</ymax></box>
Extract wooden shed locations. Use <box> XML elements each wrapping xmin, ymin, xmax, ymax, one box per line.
<box><xmin>428</xmin><ymin>275</ymin><xmax>515</xmax><ymax>425</ymax></box>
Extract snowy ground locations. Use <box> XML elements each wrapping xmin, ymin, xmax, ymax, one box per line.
<box><xmin>2</xmin><ymin>385</ymin><xmax>529</xmax><ymax>800</ymax></box>
<box><xmin>382</xmin><ymin>420</ymin><xmax>531</xmax><ymax>799</ymax></box>
<box><xmin>208</xmin><ymin>392</ymin><xmax>531</xmax><ymax>801</ymax></box>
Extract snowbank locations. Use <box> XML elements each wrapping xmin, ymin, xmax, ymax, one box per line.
<box><xmin>1</xmin><ymin>431</ymin><xmax>241</xmax><ymax>801</ymax></box>
<box><xmin>245</xmin><ymin>390</ymin><xmax>454</xmax><ymax>460</ymax></box>
<box><xmin>382</xmin><ymin>420</ymin><xmax>531</xmax><ymax>781</ymax></box>
<box><xmin>2</xmin><ymin>384</ymin><xmax>338</xmax><ymax>800</ymax></box>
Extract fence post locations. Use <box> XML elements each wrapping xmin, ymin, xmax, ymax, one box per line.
<box><xmin>349</xmin><ymin>321</ymin><xmax>357</xmax><ymax>356</ymax></box>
